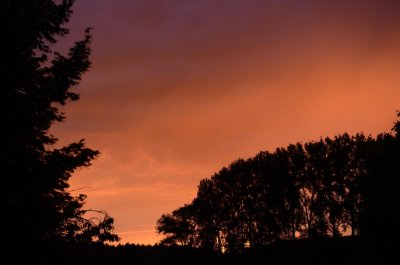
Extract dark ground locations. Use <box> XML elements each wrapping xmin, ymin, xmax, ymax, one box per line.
<box><xmin>13</xmin><ymin>235</ymin><xmax>395</xmax><ymax>265</ymax></box>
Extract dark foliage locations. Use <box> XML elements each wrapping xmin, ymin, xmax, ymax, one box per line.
<box><xmin>0</xmin><ymin>0</ymin><xmax>118</xmax><ymax>260</ymax></box>
<box><xmin>24</xmin><ymin>236</ymin><xmax>364</xmax><ymax>265</ymax></box>
<box><xmin>157</xmin><ymin>113</ymin><xmax>400</xmax><ymax>264</ymax></box>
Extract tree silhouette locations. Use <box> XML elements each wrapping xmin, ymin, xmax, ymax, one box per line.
<box><xmin>359</xmin><ymin>112</ymin><xmax>400</xmax><ymax>263</ymax></box>
<box><xmin>0</xmin><ymin>0</ymin><xmax>118</xmax><ymax>258</ymax></box>
<box><xmin>156</xmin><ymin>204</ymin><xmax>198</xmax><ymax>247</ymax></box>
<box><xmin>157</xmin><ymin>113</ymin><xmax>399</xmax><ymax>257</ymax></box>
<box><xmin>193</xmin><ymin>178</ymin><xmax>226</xmax><ymax>251</ymax></box>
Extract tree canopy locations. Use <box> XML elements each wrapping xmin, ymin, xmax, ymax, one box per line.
<box><xmin>0</xmin><ymin>0</ymin><xmax>119</xmax><ymax>257</ymax></box>
<box><xmin>157</xmin><ymin>114</ymin><xmax>400</xmax><ymax>256</ymax></box>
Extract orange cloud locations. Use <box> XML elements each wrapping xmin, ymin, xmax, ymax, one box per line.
<box><xmin>52</xmin><ymin>0</ymin><xmax>400</xmax><ymax>244</ymax></box>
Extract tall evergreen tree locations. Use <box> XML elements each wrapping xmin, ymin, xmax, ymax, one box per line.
<box><xmin>0</xmin><ymin>0</ymin><xmax>118</xmax><ymax>256</ymax></box>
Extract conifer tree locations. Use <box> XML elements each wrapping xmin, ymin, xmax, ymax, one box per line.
<box><xmin>0</xmin><ymin>0</ymin><xmax>119</xmax><ymax>252</ymax></box>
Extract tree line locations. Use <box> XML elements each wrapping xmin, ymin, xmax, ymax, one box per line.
<box><xmin>157</xmin><ymin>115</ymin><xmax>400</xmax><ymax>254</ymax></box>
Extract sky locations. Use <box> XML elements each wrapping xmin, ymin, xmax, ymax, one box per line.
<box><xmin>52</xmin><ymin>0</ymin><xmax>400</xmax><ymax>245</ymax></box>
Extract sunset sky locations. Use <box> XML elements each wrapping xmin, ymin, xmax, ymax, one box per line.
<box><xmin>52</xmin><ymin>0</ymin><xmax>400</xmax><ymax>245</ymax></box>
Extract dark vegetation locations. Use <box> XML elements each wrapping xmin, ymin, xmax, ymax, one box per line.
<box><xmin>25</xmin><ymin>237</ymin><xmax>364</xmax><ymax>265</ymax></box>
<box><xmin>1</xmin><ymin>0</ymin><xmax>118</xmax><ymax>263</ymax></box>
<box><xmin>156</xmin><ymin>125</ymin><xmax>399</xmax><ymax>249</ymax></box>
<box><xmin>156</xmin><ymin>115</ymin><xmax>400</xmax><ymax>264</ymax></box>
<box><xmin>1</xmin><ymin>1</ymin><xmax>399</xmax><ymax>264</ymax></box>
